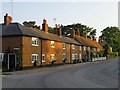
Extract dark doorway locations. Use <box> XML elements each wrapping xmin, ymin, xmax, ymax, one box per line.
<box><xmin>8</xmin><ymin>53</ymin><xmax>16</xmax><ymax>71</ymax></box>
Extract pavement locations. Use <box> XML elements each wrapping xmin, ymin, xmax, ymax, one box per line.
<box><xmin>2</xmin><ymin>58</ymin><xmax>119</xmax><ymax>88</ymax></box>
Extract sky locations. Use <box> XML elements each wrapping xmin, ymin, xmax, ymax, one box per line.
<box><xmin>0</xmin><ymin>0</ymin><xmax>119</xmax><ymax>39</ymax></box>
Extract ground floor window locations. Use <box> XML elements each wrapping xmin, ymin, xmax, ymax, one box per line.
<box><xmin>0</xmin><ymin>53</ymin><xmax>4</xmax><ymax>61</ymax></box>
<box><xmin>42</xmin><ymin>54</ymin><xmax>45</xmax><ymax>62</ymax></box>
<box><xmin>75</xmin><ymin>53</ymin><xmax>78</xmax><ymax>59</ymax></box>
<box><xmin>63</xmin><ymin>53</ymin><xmax>66</xmax><ymax>60</ymax></box>
<box><xmin>72</xmin><ymin>54</ymin><xmax>75</xmax><ymax>60</ymax></box>
<box><xmin>50</xmin><ymin>54</ymin><xmax>55</xmax><ymax>62</ymax></box>
<box><xmin>79</xmin><ymin>54</ymin><xmax>82</xmax><ymax>59</ymax></box>
<box><xmin>32</xmin><ymin>54</ymin><xmax>38</xmax><ymax>63</ymax></box>
<box><xmin>84</xmin><ymin>46</ymin><xmax>86</xmax><ymax>51</ymax></box>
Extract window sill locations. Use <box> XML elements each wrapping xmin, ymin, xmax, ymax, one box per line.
<box><xmin>51</xmin><ymin>46</ymin><xmax>55</xmax><ymax>48</ymax></box>
<box><xmin>42</xmin><ymin>61</ymin><xmax>45</xmax><ymax>63</ymax></box>
<box><xmin>32</xmin><ymin>44</ymin><xmax>38</xmax><ymax>46</ymax></box>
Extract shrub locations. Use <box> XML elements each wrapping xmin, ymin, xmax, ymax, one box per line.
<box><xmin>108</xmin><ymin>52</ymin><xmax>118</xmax><ymax>57</ymax></box>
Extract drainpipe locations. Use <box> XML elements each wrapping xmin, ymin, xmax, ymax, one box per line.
<box><xmin>40</xmin><ymin>39</ymin><xmax>42</xmax><ymax>67</ymax></box>
<box><xmin>70</xmin><ymin>44</ymin><xmax>72</xmax><ymax>64</ymax></box>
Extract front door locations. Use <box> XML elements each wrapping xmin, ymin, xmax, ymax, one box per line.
<box><xmin>8</xmin><ymin>53</ymin><xmax>16</xmax><ymax>71</ymax></box>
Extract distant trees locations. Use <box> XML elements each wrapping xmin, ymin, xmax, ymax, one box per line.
<box><xmin>61</xmin><ymin>23</ymin><xmax>97</xmax><ymax>38</ymax></box>
<box><xmin>99</xmin><ymin>26</ymin><xmax>120</xmax><ymax>56</ymax></box>
<box><xmin>48</xmin><ymin>27</ymin><xmax>54</xmax><ymax>34</ymax></box>
<box><xmin>23</xmin><ymin>21</ymin><xmax>40</xmax><ymax>30</ymax></box>
<box><xmin>23</xmin><ymin>21</ymin><xmax>54</xmax><ymax>34</ymax></box>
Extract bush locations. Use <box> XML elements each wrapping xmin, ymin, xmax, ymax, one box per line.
<box><xmin>73</xmin><ymin>59</ymin><xmax>78</xmax><ymax>64</ymax></box>
<box><xmin>108</xmin><ymin>52</ymin><xmax>118</xmax><ymax>57</ymax></box>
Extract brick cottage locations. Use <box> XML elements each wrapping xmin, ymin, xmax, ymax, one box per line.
<box><xmin>0</xmin><ymin>14</ymin><xmax>102</xmax><ymax>71</ymax></box>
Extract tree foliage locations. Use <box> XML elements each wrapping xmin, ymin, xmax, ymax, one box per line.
<box><xmin>61</xmin><ymin>23</ymin><xmax>96</xmax><ymax>38</ymax></box>
<box><xmin>48</xmin><ymin>27</ymin><xmax>54</xmax><ymax>34</ymax></box>
<box><xmin>23</xmin><ymin>21</ymin><xmax>40</xmax><ymax>30</ymax></box>
<box><xmin>23</xmin><ymin>21</ymin><xmax>54</xmax><ymax>34</ymax></box>
<box><xmin>99</xmin><ymin>26</ymin><xmax>120</xmax><ymax>55</ymax></box>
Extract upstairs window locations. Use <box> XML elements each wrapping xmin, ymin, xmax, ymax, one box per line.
<box><xmin>63</xmin><ymin>43</ymin><xmax>66</xmax><ymax>49</ymax></box>
<box><xmin>84</xmin><ymin>46</ymin><xmax>86</xmax><ymax>51</ymax></box>
<box><xmin>72</xmin><ymin>44</ymin><xmax>75</xmax><ymax>50</ymax></box>
<box><xmin>79</xmin><ymin>46</ymin><xmax>81</xmax><ymax>50</ymax></box>
<box><xmin>88</xmin><ymin>47</ymin><xmax>90</xmax><ymax>50</ymax></box>
<box><xmin>51</xmin><ymin>41</ymin><xmax>55</xmax><ymax>48</ymax></box>
<box><xmin>32</xmin><ymin>37</ymin><xmax>38</xmax><ymax>46</ymax></box>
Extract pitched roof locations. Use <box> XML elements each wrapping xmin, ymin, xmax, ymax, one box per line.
<box><xmin>61</xmin><ymin>36</ymin><xmax>81</xmax><ymax>45</ymax></box>
<box><xmin>0</xmin><ymin>23</ymin><xmax>81</xmax><ymax>45</ymax></box>
<box><xmin>75</xmin><ymin>35</ymin><xmax>95</xmax><ymax>47</ymax></box>
<box><xmin>75</xmin><ymin>35</ymin><xmax>103</xmax><ymax>50</ymax></box>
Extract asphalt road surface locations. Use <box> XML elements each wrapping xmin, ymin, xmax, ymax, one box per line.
<box><xmin>2</xmin><ymin>59</ymin><xmax>118</xmax><ymax>88</ymax></box>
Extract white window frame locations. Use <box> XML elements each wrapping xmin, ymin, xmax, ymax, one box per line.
<box><xmin>51</xmin><ymin>41</ymin><xmax>55</xmax><ymax>48</ymax></box>
<box><xmin>63</xmin><ymin>53</ymin><xmax>66</xmax><ymax>60</ymax></box>
<box><xmin>32</xmin><ymin>54</ymin><xmax>38</xmax><ymax>63</ymax></box>
<box><xmin>0</xmin><ymin>53</ymin><xmax>4</xmax><ymax>61</ymax></box>
<box><xmin>32</xmin><ymin>37</ymin><xmax>39</xmax><ymax>46</ymax></box>
<box><xmin>79</xmin><ymin>46</ymin><xmax>81</xmax><ymax>50</ymax></box>
<box><xmin>94</xmin><ymin>48</ymin><xmax>96</xmax><ymax>51</ymax></box>
<box><xmin>63</xmin><ymin>43</ymin><xmax>66</xmax><ymax>49</ymax></box>
<box><xmin>88</xmin><ymin>47</ymin><xmax>90</xmax><ymax>51</ymax></box>
<box><xmin>72</xmin><ymin>44</ymin><xmax>75</xmax><ymax>50</ymax></box>
<box><xmin>72</xmin><ymin>54</ymin><xmax>75</xmax><ymax>60</ymax></box>
<box><xmin>79</xmin><ymin>54</ymin><xmax>82</xmax><ymax>59</ymax></box>
<box><xmin>75</xmin><ymin>53</ymin><xmax>78</xmax><ymax>59</ymax></box>
<box><xmin>50</xmin><ymin>54</ymin><xmax>55</xmax><ymax>62</ymax></box>
<box><xmin>42</xmin><ymin>54</ymin><xmax>45</xmax><ymax>62</ymax></box>
<box><xmin>84</xmin><ymin>46</ymin><xmax>86</xmax><ymax>51</ymax></box>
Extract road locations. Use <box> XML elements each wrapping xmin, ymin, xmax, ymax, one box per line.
<box><xmin>2</xmin><ymin>59</ymin><xmax>118</xmax><ymax>88</ymax></box>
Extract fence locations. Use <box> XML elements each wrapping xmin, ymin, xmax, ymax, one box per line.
<box><xmin>92</xmin><ymin>57</ymin><xmax>107</xmax><ymax>62</ymax></box>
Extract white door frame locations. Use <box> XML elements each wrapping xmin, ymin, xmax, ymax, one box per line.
<box><xmin>8</xmin><ymin>53</ymin><xmax>16</xmax><ymax>70</ymax></box>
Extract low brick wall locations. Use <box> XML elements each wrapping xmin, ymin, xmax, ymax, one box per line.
<box><xmin>92</xmin><ymin>57</ymin><xmax>107</xmax><ymax>62</ymax></box>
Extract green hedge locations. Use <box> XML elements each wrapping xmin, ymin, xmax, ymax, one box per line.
<box><xmin>108</xmin><ymin>52</ymin><xmax>118</xmax><ymax>57</ymax></box>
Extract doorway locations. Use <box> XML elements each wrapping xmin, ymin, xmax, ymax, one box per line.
<box><xmin>8</xmin><ymin>53</ymin><xmax>16</xmax><ymax>71</ymax></box>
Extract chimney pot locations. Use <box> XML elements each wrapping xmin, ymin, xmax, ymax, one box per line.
<box><xmin>4</xmin><ymin>13</ymin><xmax>12</xmax><ymax>25</ymax></box>
<box><xmin>83</xmin><ymin>31</ymin><xmax>87</xmax><ymax>39</ymax></box>
<box><xmin>75</xmin><ymin>29</ymin><xmax>80</xmax><ymax>36</ymax></box>
<box><xmin>42</xmin><ymin>19</ymin><xmax>48</xmax><ymax>32</ymax></box>
<box><xmin>43</xmin><ymin>19</ymin><xmax>47</xmax><ymax>24</ymax></box>
<box><xmin>54</xmin><ymin>24</ymin><xmax>62</xmax><ymax>36</ymax></box>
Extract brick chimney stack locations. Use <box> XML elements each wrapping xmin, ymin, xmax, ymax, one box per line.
<box><xmin>75</xmin><ymin>29</ymin><xmax>80</xmax><ymax>36</ymax></box>
<box><xmin>42</xmin><ymin>19</ymin><xmax>48</xmax><ymax>33</ymax></box>
<box><xmin>92</xmin><ymin>35</ymin><xmax>96</xmax><ymax>41</ymax></box>
<box><xmin>71</xmin><ymin>29</ymin><xmax>75</xmax><ymax>37</ymax></box>
<box><xmin>4</xmin><ymin>13</ymin><xmax>12</xmax><ymax>25</ymax></box>
<box><xmin>83</xmin><ymin>31</ymin><xmax>87</xmax><ymax>39</ymax></box>
<box><xmin>54</xmin><ymin>24</ymin><xmax>62</xmax><ymax>36</ymax></box>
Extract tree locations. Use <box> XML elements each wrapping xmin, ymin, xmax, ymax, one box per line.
<box><xmin>89</xmin><ymin>29</ymin><xmax>96</xmax><ymax>36</ymax></box>
<box><xmin>99</xmin><ymin>26</ymin><xmax>120</xmax><ymax>55</ymax></box>
<box><xmin>48</xmin><ymin>27</ymin><xmax>54</xmax><ymax>34</ymax></box>
<box><xmin>61</xmin><ymin>23</ymin><xmax>96</xmax><ymax>38</ymax></box>
<box><xmin>23</xmin><ymin>21</ymin><xmax>40</xmax><ymax>30</ymax></box>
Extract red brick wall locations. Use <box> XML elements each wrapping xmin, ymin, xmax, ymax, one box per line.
<box><xmin>2</xmin><ymin>36</ymin><xmax>22</xmax><ymax>53</ymax></box>
<box><xmin>62</xmin><ymin>43</ymin><xmax>71</xmax><ymax>63</ymax></box>
<box><xmin>42</xmin><ymin>40</ymin><xmax>63</xmax><ymax>65</ymax></box>
<box><xmin>22</xmin><ymin>36</ymin><xmax>41</xmax><ymax>67</ymax></box>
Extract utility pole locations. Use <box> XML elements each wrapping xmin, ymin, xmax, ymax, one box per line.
<box><xmin>11</xmin><ymin>0</ymin><xmax>13</xmax><ymax>20</ymax></box>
